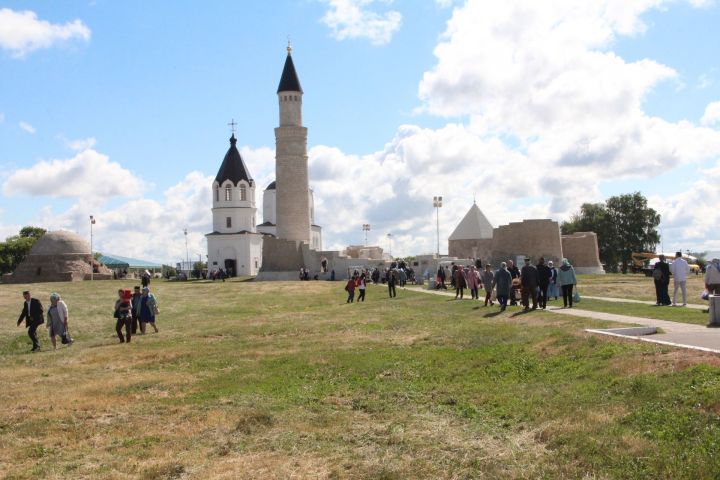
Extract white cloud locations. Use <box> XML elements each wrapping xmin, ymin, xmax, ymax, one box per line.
<box><xmin>1</xmin><ymin>144</ymin><xmax>281</xmax><ymax>263</ymax></box>
<box><xmin>410</xmin><ymin>0</ymin><xmax>720</xmax><ymax>224</ymax></box>
<box><xmin>697</xmin><ymin>73</ymin><xmax>713</xmax><ymax>89</ymax></box>
<box><xmin>2</xmin><ymin>148</ymin><xmax>144</xmax><ymax>199</ymax></box>
<box><xmin>18</xmin><ymin>121</ymin><xmax>35</xmax><ymax>134</ymax></box>
<box><xmin>649</xmin><ymin>160</ymin><xmax>720</xmax><ymax>252</ymax></box>
<box><xmin>701</xmin><ymin>101</ymin><xmax>720</xmax><ymax>126</ymax></box>
<box><xmin>321</xmin><ymin>0</ymin><xmax>402</xmax><ymax>45</ymax></box>
<box><xmin>64</xmin><ymin>136</ymin><xmax>97</xmax><ymax>151</ymax></box>
<box><xmin>0</xmin><ymin>8</ymin><xmax>91</xmax><ymax>58</ymax></box>
<box><xmin>26</xmin><ymin>171</ymin><xmax>212</xmax><ymax>264</ymax></box>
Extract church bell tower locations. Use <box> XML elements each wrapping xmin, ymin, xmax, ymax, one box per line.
<box><xmin>274</xmin><ymin>43</ymin><xmax>311</xmax><ymax>244</ymax></box>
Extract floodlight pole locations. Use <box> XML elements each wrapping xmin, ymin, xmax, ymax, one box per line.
<box><xmin>387</xmin><ymin>233</ymin><xmax>393</xmax><ymax>257</ymax></box>
<box><xmin>183</xmin><ymin>228</ymin><xmax>189</xmax><ymax>272</ymax></box>
<box><xmin>90</xmin><ymin>215</ymin><xmax>96</xmax><ymax>281</ymax></box>
<box><xmin>433</xmin><ymin>196</ymin><xmax>443</xmax><ymax>258</ymax></box>
<box><xmin>362</xmin><ymin>224</ymin><xmax>370</xmax><ymax>247</ymax></box>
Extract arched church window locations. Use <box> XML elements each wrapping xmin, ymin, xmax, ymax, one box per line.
<box><xmin>215</xmin><ymin>186</ymin><xmax>219</xmax><ymax>202</ymax></box>
<box><xmin>226</xmin><ymin>217</ymin><xmax>232</xmax><ymax>228</ymax></box>
<box><xmin>240</xmin><ymin>185</ymin><xmax>247</xmax><ymax>201</ymax></box>
<box><xmin>225</xmin><ymin>186</ymin><xmax>232</xmax><ymax>201</ymax></box>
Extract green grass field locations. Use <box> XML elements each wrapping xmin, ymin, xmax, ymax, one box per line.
<box><xmin>1</xmin><ymin>277</ymin><xmax>720</xmax><ymax>479</ymax></box>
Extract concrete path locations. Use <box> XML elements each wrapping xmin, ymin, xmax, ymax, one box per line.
<box><xmin>550</xmin><ymin>306</ymin><xmax>720</xmax><ymax>354</ymax></box>
<box><xmin>403</xmin><ymin>285</ymin><xmax>720</xmax><ymax>354</ymax></box>
<box><xmin>583</xmin><ymin>295</ymin><xmax>707</xmax><ymax>310</ymax></box>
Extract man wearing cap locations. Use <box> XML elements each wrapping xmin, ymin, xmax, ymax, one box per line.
<box><xmin>536</xmin><ymin>257</ymin><xmax>551</xmax><ymax>309</ymax></box>
<box><xmin>520</xmin><ymin>258</ymin><xmax>539</xmax><ymax>311</ymax></box>
<box><xmin>130</xmin><ymin>286</ymin><xmax>142</xmax><ymax>334</ymax></box>
<box><xmin>17</xmin><ymin>290</ymin><xmax>44</xmax><ymax>352</ymax></box>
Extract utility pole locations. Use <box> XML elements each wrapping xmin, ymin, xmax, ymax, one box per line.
<box><xmin>183</xmin><ymin>228</ymin><xmax>189</xmax><ymax>272</ymax></box>
<box><xmin>433</xmin><ymin>196</ymin><xmax>443</xmax><ymax>257</ymax></box>
<box><xmin>89</xmin><ymin>215</ymin><xmax>96</xmax><ymax>280</ymax></box>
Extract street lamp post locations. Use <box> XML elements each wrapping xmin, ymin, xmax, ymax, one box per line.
<box><xmin>433</xmin><ymin>196</ymin><xmax>443</xmax><ymax>257</ymax></box>
<box><xmin>387</xmin><ymin>233</ymin><xmax>393</xmax><ymax>257</ymax></box>
<box><xmin>89</xmin><ymin>215</ymin><xmax>96</xmax><ymax>281</ymax></box>
<box><xmin>183</xmin><ymin>228</ymin><xmax>189</xmax><ymax>272</ymax></box>
<box><xmin>362</xmin><ymin>223</ymin><xmax>370</xmax><ymax>246</ymax></box>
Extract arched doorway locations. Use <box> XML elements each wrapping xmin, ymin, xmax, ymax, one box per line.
<box><xmin>224</xmin><ymin>259</ymin><xmax>236</xmax><ymax>277</ymax></box>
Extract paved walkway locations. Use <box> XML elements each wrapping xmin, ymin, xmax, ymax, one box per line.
<box><xmin>550</xmin><ymin>307</ymin><xmax>720</xmax><ymax>354</ymax></box>
<box><xmin>403</xmin><ymin>285</ymin><xmax>720</xmax><ymax>354</ymax></box>
<box><xmin>583</xmin><ymin>295</ymin><xmax>706</xmax><ymax>310</ymax></box>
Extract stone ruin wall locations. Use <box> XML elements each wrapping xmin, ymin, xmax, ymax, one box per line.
<box><xmin>448</xmin><ymin>239</ymin><xmax>493</xmax><ymax>261</ymax></box>
<box><xmin>2</xmin><ymin>253</ymin><xmax>112</xmax><ymax>284</ymax></box>
<box><xmin>259</xmin><ymin>237</ymin><xmax>306</xmax><ymax>272</ymax></box>
<box><xmin>489</xmin><ymin>219</ymin><xmax>564</xmax><ymax>266</ymax></box>
<box><xmin>561</xmin><ymin>232</ymin><xmax>605</xmax><ymax>274</ymax></box>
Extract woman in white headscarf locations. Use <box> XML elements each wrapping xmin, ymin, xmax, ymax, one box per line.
<box><xmin>47</xmin><ymin>293</ymin><xmax>71</xmax><ymax>349</ymax></box>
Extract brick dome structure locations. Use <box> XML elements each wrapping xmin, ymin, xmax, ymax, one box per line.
<box><xmin>2</xmin><ymin>230</ymin><xmax>111</xmax><ymax>283</ymax></box>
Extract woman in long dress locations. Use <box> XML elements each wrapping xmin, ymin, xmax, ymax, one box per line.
<box><xmin>46</xmin><ymin>293</ymin><xmax>70</xmax><ymax>350</ymax></box>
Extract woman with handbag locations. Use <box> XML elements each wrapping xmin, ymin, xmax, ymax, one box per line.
<box><xmin>557</xmin><ymin>258</ymin><xmax>578</xmax><ymax>308</ymax></box>
<box><xmin>138</xmin><ymin>286</ymin><xmax>159</xmax><ymax>333</ymax></box>
<box><xmin>47</xmin><ymin>292</ymin><xmax>72</xmax><ymax>350</ymax></box>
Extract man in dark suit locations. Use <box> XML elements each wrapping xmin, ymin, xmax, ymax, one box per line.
<box><xmin>520</xmin><ymin>258</ymin><xmax>539</xmax><ymax>311</ymax></box>
<box><xmin>17</xmin><ymin>290</ymin><xmax>44</xmax><ymax>351</ymax></box>
<box><xmin>653</xmin><ymin>255</ymin><xmax>672</xmax><ymax>306</ymax></box>
<box><xmin>536</xmin><ymin>257</ymin><xmax>552</xmax><ymax>309</ymax></box>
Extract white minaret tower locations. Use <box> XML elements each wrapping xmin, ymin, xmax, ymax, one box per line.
<box><xmin>274</xmin><ymin>43</ymin><xmax>311</xmax><ymax>244</ymax></box>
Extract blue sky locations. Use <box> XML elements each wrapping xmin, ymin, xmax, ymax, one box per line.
<box><xmin>1</xmin><ymin>0</ymin><xmax>720</xmax><ymax>262</ymax></box>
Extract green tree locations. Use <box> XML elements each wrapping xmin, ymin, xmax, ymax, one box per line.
<box><xmin>19</xmin><ymin>226</ymin><xmax>47</xmax><ymax>239</ymax></box>
<box><xmin>0</xmin><ymin>226</ymin><xmax>47</xmax><ymax>274</ymax></box>
<box><xmin>191</xmin><ymin>261</ymin><xmax>207</xmax><ymax>279</ymax></box>
<box><xmin>562</xmin><ymin>193</ymin><xmax>660</xmax><ymax>273</ymax></box>
<box><xmin>606</xmin><ymin>193</ymin><xmax>660</xmax><ymax>273</ymax></box>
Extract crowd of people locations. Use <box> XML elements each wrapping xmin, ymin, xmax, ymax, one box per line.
<box><xmin>15</xmin><ymin>285</ymin><xmax>160</xmax><ymax>352</ymax></box>
<box><xmin>433</xmin><ymin>258</ymin><xmax>577</xmax><ymax>311</ymax></box>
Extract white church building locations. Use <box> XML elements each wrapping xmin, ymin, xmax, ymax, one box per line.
<box><xmin>206</xmin><ymin>46</ymin><xmax>322</xmax><ymax>276</ymax></box>
<box><xmin>206</xmin><ymin>134</ymin><xmax>264</xmax><ymax>276</ymax></box>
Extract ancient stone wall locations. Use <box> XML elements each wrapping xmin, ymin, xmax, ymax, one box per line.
<box><xmin>561</xmin><ymin>232</ymin><xmax>605</xmax><ymax>274</ymax></box>
<box><xmin>448</xmin><ymin>239</ymin><xmax>493</xmax><ymax>260</ymax></box>
<box><xmin>258</xmin><ymin>237</ymin><xmax>305</xmax><ymax>272</ymax></box>
<box><xmin>489</xmin><ymin>219</ymin><xmax>563</xmax><ymax>266</ymax></box>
